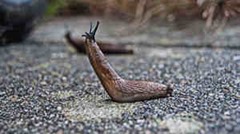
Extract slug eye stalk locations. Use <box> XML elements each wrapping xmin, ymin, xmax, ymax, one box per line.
<box><xmin>82</xmin><ymin>21</ymin><xmax>99</xmax><ymax>42</ymax></box>
<box><xmin>82</xmin><ymin>21</ymin><xmax>173</xmax><ymax>103</ymax></box>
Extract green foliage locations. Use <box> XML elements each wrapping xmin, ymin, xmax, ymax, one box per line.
<box><xmin>46</xmin><ymin>0</ymin><xmax>67</xmax><ymax>16</ymax></box>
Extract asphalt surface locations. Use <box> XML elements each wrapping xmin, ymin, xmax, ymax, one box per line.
<box><xmin>0</xmin><ymin>17</ymin><xmax>240</xmax><ymax>134</ymax></box>
<box><xmin>0</xmin><ymin>42</ymin><xmax>239</xmax><ymax>134</ymax></box>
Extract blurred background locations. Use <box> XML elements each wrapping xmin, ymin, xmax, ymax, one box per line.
<box><xmin>46</xmin><ymin>0</ymin><xmax>239</xmax><ymax>25</ymax></box>
<box><xmin>47</xmin><ymin>0</ymin><xmax>199</xmax><ymax>19</ymax></box>
<box><xmin>0</xmin><ymin>0</ymin><xmax>239</xmax><ymax>44</ymax></box>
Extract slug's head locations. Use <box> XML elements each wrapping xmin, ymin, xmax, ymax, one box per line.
<box><xmin>82</xmin><ymin>21</ymin><xmax>100</xmax><ymax>42</ymax></box>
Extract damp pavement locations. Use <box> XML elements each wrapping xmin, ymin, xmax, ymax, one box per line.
<box><xmin>0</xmin><ymin>17</ymin><xmax>239</xmax><ymax>134</ymax></box>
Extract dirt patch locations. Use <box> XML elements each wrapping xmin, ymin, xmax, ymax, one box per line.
<box><xmin>158</xmin><ymin>113</ymin><xmax>204</xmax><ymax>134</ymax></box>
<box><xmin>53</xmin><ymin>91</ymin><xmax>140</xmax><ymax>121</ymax></box>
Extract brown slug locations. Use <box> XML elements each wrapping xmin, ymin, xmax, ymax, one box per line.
<box><xmin>65</xmin><ymin>31</ymin><xmax>133</xmax><ymax>54</ymax></box>
<box><xmin>82</xmin><ymin>21</ymin><xmax>173</xmax><ymax>103</ymax></box>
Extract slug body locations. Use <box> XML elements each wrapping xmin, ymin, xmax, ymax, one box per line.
<box><xmin>82</xmin><ymin>21</ymin><xmax>173</xmax><ymax>102</ymax></box>
<box><xmin>65</xmin><ymin>31</ymin><xmax>133</xmax><ymax>54</ymax></box>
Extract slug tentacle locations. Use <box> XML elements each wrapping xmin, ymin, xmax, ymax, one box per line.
<box><xmin>82</xmin><ymin>21</ymin><xmax>173</xmax><ymax>103</ymax></box>
<box><xmin>65</xmin><ymin>30</ymin><xmax>134</xmax><ymax>54</ymax></box>
<box><xmin>82</xmin><ymin>21</ymin><xmax>99</xmax><ymax>42</ymax></box>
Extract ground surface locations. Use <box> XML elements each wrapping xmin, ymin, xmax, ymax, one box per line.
<box><xmin>0</xmin><ymin>17</ymin><xmax>240</xmax><ymax>134</ymax></box>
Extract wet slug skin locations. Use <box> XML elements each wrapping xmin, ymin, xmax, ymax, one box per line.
<box><xmin>82</xmin><ymin>21</ymin><xmax>173</xmax><ymax>103</ymax></box>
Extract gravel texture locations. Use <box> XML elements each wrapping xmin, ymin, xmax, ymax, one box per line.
<box><xmin>0</xmin><ymin>42</ymin><xmax>239</xmax><ymax>133</ymax></box>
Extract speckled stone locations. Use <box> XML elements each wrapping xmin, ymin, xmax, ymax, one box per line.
<box><xmin>0</xmin><ymin>41</ymin><xmax>239</xmax><ymax>134</ymax></box>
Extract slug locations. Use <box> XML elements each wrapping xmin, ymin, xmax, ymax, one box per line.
<box><xmin>82</xmin><ymin>21</ymin><xmax>173</xmax><ymax>103</ymax></box>
<box><xmin>65</xmin><ymin>31</ymin><xmax>133</xmax><ymax>54</ymax></box>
